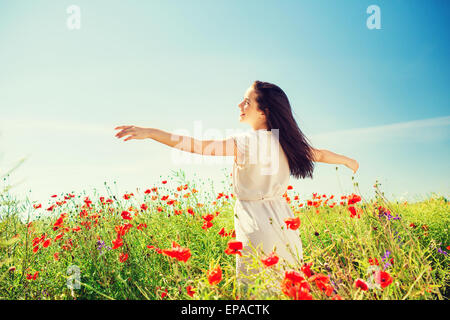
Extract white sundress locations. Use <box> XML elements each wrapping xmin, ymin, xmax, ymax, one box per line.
<box><xmin>230</xmin><ymin>129</ymin><xmax>304</xmax><ymax>284</ymax></box>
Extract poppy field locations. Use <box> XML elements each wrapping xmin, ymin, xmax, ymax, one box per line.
<box><xmin>0</xmin><ymin>168</ymin><xmax>448</xmax><ymax>300</ymax></box>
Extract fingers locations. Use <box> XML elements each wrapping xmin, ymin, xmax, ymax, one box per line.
<box><xmin>114</xmin><ymin>125</ymin><xmax>133</xmax><ymax>130</ymax></box>
<box><xmin>115</xmin><ymin>127</ymin><xmax>134</xmax><ymax>139</ymax></box>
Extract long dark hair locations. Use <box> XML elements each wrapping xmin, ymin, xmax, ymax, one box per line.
<box><xmin>252</xmin><ymin>80</ymin><xmax>315</xmax><ymax>179</ymax></box>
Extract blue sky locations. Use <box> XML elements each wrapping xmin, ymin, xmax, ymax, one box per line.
<box><xmin>0</xmin><ymin>0</ymin><xmax>449</xmax><ymax>206</ymax></box>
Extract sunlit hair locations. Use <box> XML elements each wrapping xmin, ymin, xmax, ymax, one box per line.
<box><xmin>252</xmin><ymin>80</ymin><xmax>315</xmax><ymax>179</ymax></box>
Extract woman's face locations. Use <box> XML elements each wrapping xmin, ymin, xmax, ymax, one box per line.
<box><xmin>238</xmin><ymin>86</ymin><xmax>266</xmax><ymax>126</ymax></box>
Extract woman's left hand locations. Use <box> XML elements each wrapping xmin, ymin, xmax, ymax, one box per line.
<box><xmin>114</xmin><ymin>125</ymin><xmax>151</xmax><ymax>141</ymax></box>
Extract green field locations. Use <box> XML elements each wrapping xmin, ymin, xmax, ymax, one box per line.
<box><xmin>0</xmin><ymin>168</ymin><xmax>448</xmax><ymax>300</ymax></box>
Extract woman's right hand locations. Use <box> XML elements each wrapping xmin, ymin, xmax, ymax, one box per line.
<box><xmin>346</xmin><ymin>159</ymin><xmax>359</xmax><ymax>174</ymax></box>
<box><xmin>114</xmin><ymin>125</ymin><xmax>152</xmax><ymax>141</ymax></box>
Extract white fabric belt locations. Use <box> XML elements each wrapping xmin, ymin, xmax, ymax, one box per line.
<box><xmin>236</xmin><ymin>194</ymin><xmax>283</xmax><ymax>201</ymax></box>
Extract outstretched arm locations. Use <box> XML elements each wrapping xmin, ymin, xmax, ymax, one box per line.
<box><xmin>311</xmin><ymin>148</ymin><xmax>359</xmax><ymax>174</ymax></box>
<box><xmin>114</xmin><ymin>125</ymin><xmax>235</xmax><ymax>156</ymax></box>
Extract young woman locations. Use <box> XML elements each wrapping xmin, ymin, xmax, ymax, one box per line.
<box><xmin>114</xmin><ymin>80</ymin><xmax>359</xmax><ymax>285</ymax></box>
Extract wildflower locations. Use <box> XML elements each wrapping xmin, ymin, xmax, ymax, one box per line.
<box><xmin>162</xmin><ymin>180</ymin><xmax>167</xmax><ymax>184</ymax></box>
<box><xmin>218</xmin><ymin>227</ymin><xmax>226</xmax><ymax>237</ymax></box>
<box><xmin>33</xmin><ymin>203</ymin><xmax>42</xmax><ymax>209</ymax></box>
<box><xmin>162</xmin><ymin>242</ymin><xmax>191</xmax><ymax>263</ymax></box>
<box><xmin>207</xmin><ymin>265</ymin><xmax>222</xmax><ymax>285</ymax></box>
<box><xmin>348</xmin><ymin>194</ymin><xmax>362</xmax><ymax>205</ymax></box>
<box><xmin>354</xmin><ymin>278</ymin><xmax>368</xmax><ymax>291</ymax></box>
<box><xmin>225</xmin><ymin>240</ymin><xmax>243</xmax><ymax>256</ymax></box>
<box><xmin>26</xmin><ymin>271</ymin><xmax>39</xmax><ymax>280</ymax></box>
<box><xmin>186</xmin><ymin>285</ymin><xmax>195</xmax><ymax>297</ymax></box>
<box><xmin>374</xmin><ymin>270</ymin><xmax>393</xmax><ymax>288</ymax></box>
<box><xmin>97</xmin><ymin>240</ymin><xmax>106</xmax><ymax>251</ymax></box>
<box><xmin>202</xmin><ymin>214</ymin><xmax>214</xmax><ymax>222</ymax></box>
<box><xmin>42</xmin><ymin>238</ymin><xmax>52</xmax><ymax>248</ymax></box>
<box><xmin>310</xmin><ymin>273</ymin><xmax>333</xmax><ymax>296</ymax></box>
<box><xmin>137</xmin><ymin>223</ymin><xmax>147</xmax><ymax>230</ymax></box>
<box><xmin>53</xmin><ymin>216</ymin><xmax>64</xmax><ymax>231</ymax></box>
<box><xmin>281</xmin><ymin>270</ymin><xmax>312</xmax><ymax>300</ymax></box>
<box><xmin>140</xmin><ymin>203</ymin><xmax>148</xmax><ymax>211</ymax></box>
<box><xmin>121</xmin><ymin>211</ymin><xmax>132</xmax><ymax>220</ymax></box>
<box><xmin>202</xmin><ymin>221</ymin><xmax>213</xmax><ymax>230</ymax></box>
<box><xmin>112</xmin><ymin>237</ymin><xmax>123</xmax><ymax>250</ymax></box>
<box><xmin>301</xmin><ymin>262</ymin><xmax>314</xmax><ymax>278</ymax></box>
<box><xmin>368</xmin><ymin>258</ymin><xmax>379</xmax><ymax>266</ymax></box>
<box><xmin>119</xmin><ymin>252</ymin><xmax>129</xmax><ymax>263</ymax></box>
<box><xmin>287</xmin><ymin>185</ymin><xmax>293</xmax><ymax>190</ymax></box>
<box><xmin>348</xmin><ymin>206</ymin><xmax>357</xmax><ymax>218</ymax></box>
<box><xmin>284</xmin><ymin>217</ymin><xmax>301</xmax><ymax>230</ymax></box>
<box><xmin>160</xmin><ymin>288</ymin><xmax>168</xmax><ymax>299</ymax></box>
<box><xmin>261</xmin><ymin>252</ymin><xmax>279</xmax><ymax>267</ymax></box>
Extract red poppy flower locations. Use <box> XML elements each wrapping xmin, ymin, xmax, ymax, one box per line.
<box><xmin>119</xmin><ymin>252</ymin><xmax>129</xmax><ymax>263</ymax></box>
<box><xmin>54</xmin><ymin>252</ymin><xmax>60</xmax><ymax>261</ymax></box>
<box><xmin>354</xmin><ymin>278</ymin><xmax>368</xmax><ymax>291</ymax></box>
<box><xmin>368</xmin><ymin>258</ymin><xmax>379</xmax><ymax>266</ymax></box>
<box><xmin>162</xmin><ymin>180</ymin><xmax>167</xmax><ymax>184</ymax></box>
<box><xmin>140</xmin><ymin>203</ymin><xmax>148</xmax><ymax>211</ymax></box>
<box><xmin>33</xmin><ymin>203</ymin><xmax>42</xmax><ymax>209</ymax></box>
<box><xmin>202</xmin><ymin>214</ymin><xmax>214</xmax><ymax>222</ymax></box>
<box><xmin>137</xmin><ymin>223</ymin><xmax>147</xmax><ymax>230</ymax></box>
<box><xmin>121</xmin><ymin>211</ymin><xmax>132</xmax><ymax>220</ymax></box>
<box><xmin>187</xmin><ymin>208</ymin><xmax>194</xmax><ymax>216</ymax></box>
<box><xmin>348</xmin><ymin>194</ymin><xmax>362</xmax><ymax>205</ymax></box>
<box><xmin>224</xmin><ymin>240</ymin><xmax>243</xmax><ymax>256</ymax></box>
<box><xmin>301</xmin><ymin>262</ymin><xmax>314</xmax><ymax>278</ymax></box>
<box><xmin>310</xmin><ymin>273</ymin><xmax>333</xmax><ymax>296</ymax></box>
<box><xmin>348</xmin><ymin>206</ymin><xmax>357</xmax><ymax>218</ymax></box>
<box><xmin>281</xmin><ymin>270</ymin><xmax>311</xmax><ymax>300</ymax></box>
<box><xmin>112</xmin><ymin>237</ymin><xmax>123</xmax><ymax>249</ymax></box>
<box><xmin>186</xmin><ymin>285</ymin><xmax>195</xmax><ymax>297</ymax></box>
<box><xmin>42</xmin><ymin>238</ymin><xmax>51</xmax><ymax>248</ymax></box>
<box><xmin>261</xmin><ymin>252</ymin><xmax>279</xmax><ymax>267</ymax></box>
<box><xmin>162</xmin><ymin>242</ymin><xmax>191</xmax><ymax>263</ymax></box>
<box><xmin>287</xmin><ymin>185</ymin><xmax>293</xmax><ymax>190</ymax></box>
<box><xmin>207</xmin><ymin>265</ymin><xmax>222</xmax><ymax>285</ymax></box>
<box><xmin>26</xmin><ymin>271</ymin><xmax>39</xmax><ymax>280</ymax></box>
<box><xmin>284</xmin><ymin>217</ymin><xmax>301</xmax><ymax>230</ymax></box>
<box><xmin>375</xmin><ymin>270</ymin><xmax>393</xmax><ymax>288</ymax></box>
<box><xmin>218</xmin><ymin>227</ymin><xmax>226</xmax><ymax>237</ymax></box>
<box><xmin>202</xmin><ymin>221</ymin><xmax>213</xmax><ymax>230</ymax></box>
<box><xmin>53</xmin><ymin>216</ymin><xmax>64</xmax><ymax>230</ymax></box>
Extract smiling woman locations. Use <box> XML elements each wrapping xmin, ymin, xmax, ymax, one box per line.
<box><xmin>114</xmin><ymin>80</ymin><xmax>359</xmax><ymax>288</ymax></box>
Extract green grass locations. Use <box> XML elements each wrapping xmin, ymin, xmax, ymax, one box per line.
<box><xmin>0</xmin><ymin>168</ymin><xmax>448</xmax><ymax>300</ymax></box>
